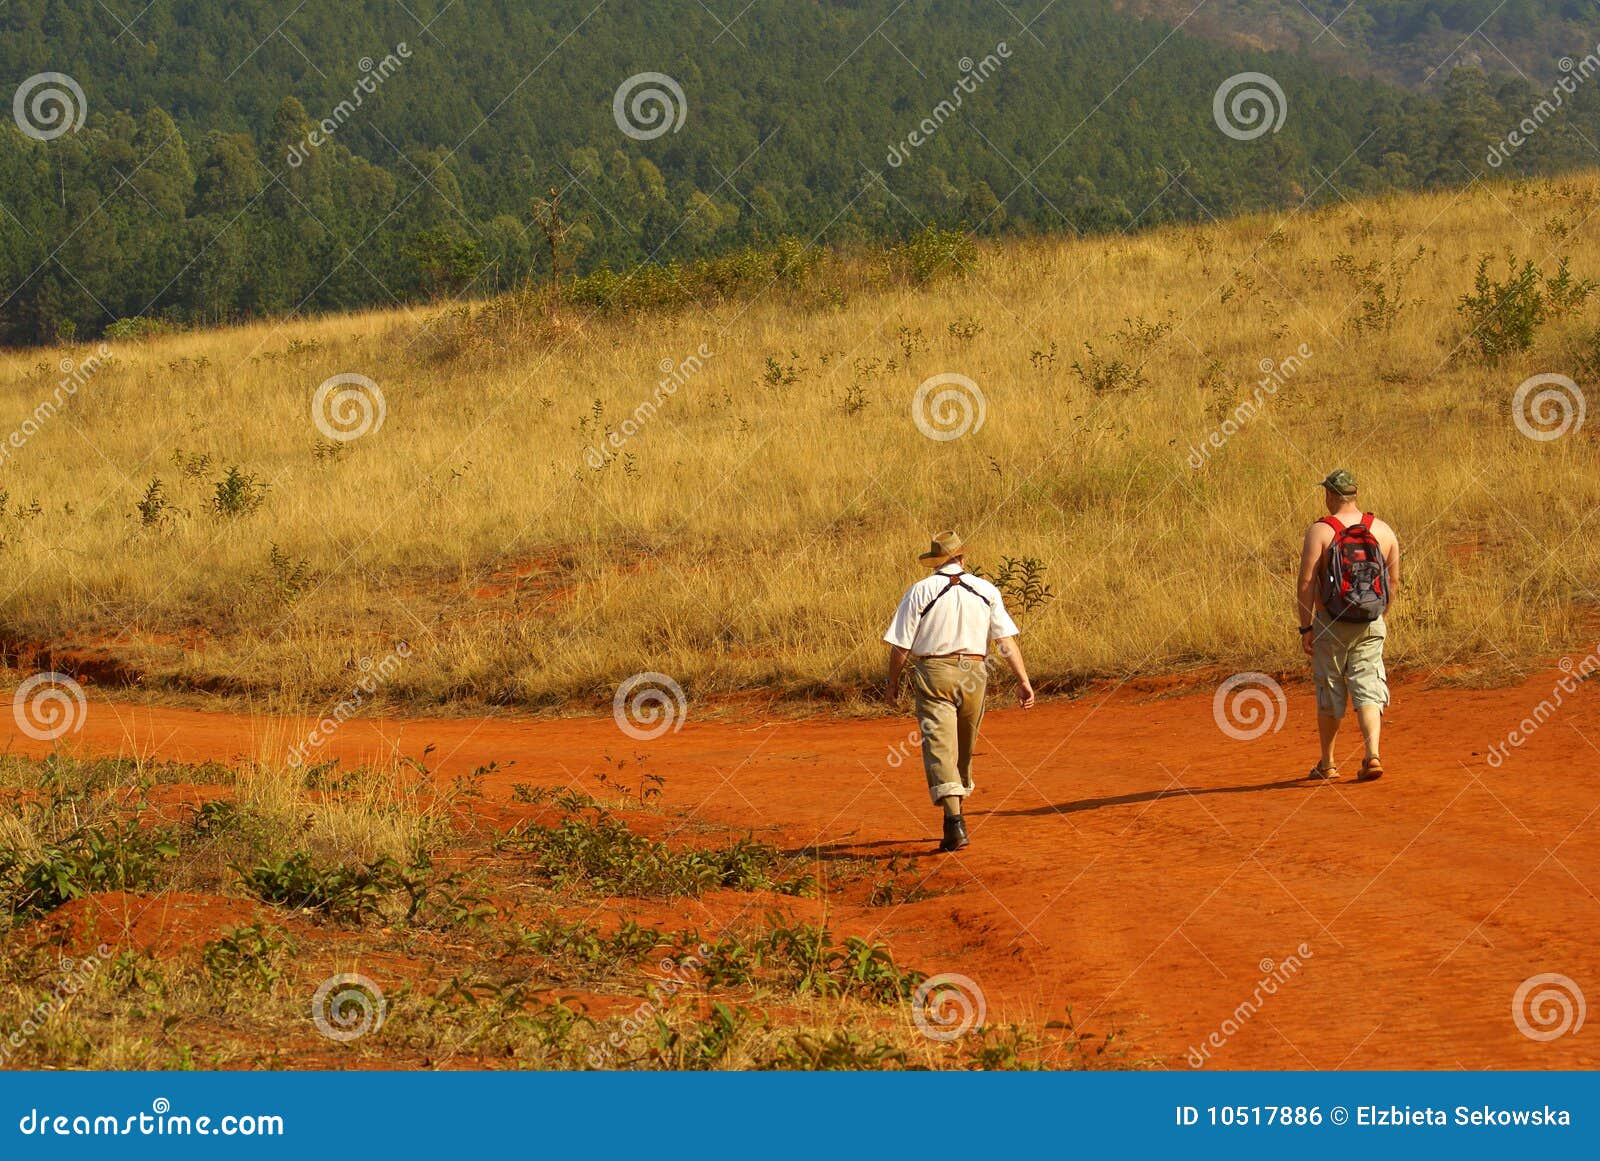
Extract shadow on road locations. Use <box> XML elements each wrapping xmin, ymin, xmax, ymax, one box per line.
<box><xmin>991</xmin><ymin>776</ymin><xmax>1313</xmax><ymax>817</ymax></box>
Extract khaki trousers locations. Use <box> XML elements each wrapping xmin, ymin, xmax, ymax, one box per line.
<box><xmin>1311</xmin><ymin>612</ymin><xmax>1389</xmax><ymax>719</ymax></box>
<box><xmin>910</xmin><ymin>656</ymin><xmax>989</xmax><ymax>805</ymax></box>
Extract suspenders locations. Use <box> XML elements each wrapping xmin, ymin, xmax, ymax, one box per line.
<box><xmin>918</xmin><ymin>571</ymin><xmax>993</xmax><ymax>619</ymax></box>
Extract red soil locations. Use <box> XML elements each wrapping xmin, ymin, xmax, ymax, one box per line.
<box><xmin>38</xmin><ymin>891</ymin><xmax>285</xmax><ymax>960</ymax></box>
<box><xmin>8</xmin><ymin>672</ymin><xmax>1598</xmax><ymax>1070</ymax></box>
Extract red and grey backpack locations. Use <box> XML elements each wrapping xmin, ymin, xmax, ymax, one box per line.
<box><xmin>1318</xmin><ymin>513</ymin><xmax>1389</xmax><ymax>622</ymax></box>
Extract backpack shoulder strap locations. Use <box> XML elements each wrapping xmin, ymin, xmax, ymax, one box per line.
<box><xmin>1318</xmin><ymin>515</ymin><xmax>1345</xmax><ymax>534</ymax></box>
<box><xmin>1360</xmin><ymin>512</ymin><xmax>1375</xmax><ymax>529</ymax></box>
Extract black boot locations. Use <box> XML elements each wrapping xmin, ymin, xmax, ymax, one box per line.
<box><xmin>939</xmin><ymin>814</ymin><xmax>969</xmax><ymax>853</ymax></box>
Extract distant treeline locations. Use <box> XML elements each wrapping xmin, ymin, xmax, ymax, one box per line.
<box><xmin>2</xmin><ymin>0</ymin><xmax>1597</xmax><ymax>345</ymax></box>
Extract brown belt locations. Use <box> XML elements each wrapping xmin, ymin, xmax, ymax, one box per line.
<box><xmin>914</xmin><ymin>652</ymin><xmax>986</xmax><ymax>661</ymax></box>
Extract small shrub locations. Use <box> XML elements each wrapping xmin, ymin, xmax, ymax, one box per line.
<box><xmin>201</xmin><ymin>923</ymin><xmax>293</xmax><ymax>989</ymax></box>
<box><xmin>135</xmin><ymin>478</ymin><xmax>174</xmax><ymax>529</ymax></box>
<box><xmin>1071</xmin><ymin>341</ymin><xmax>1147</xmax><ymax>394</ymax></box>
<box><xmin>769</xmin><ymin>1030</ymin><xmax>907</xmax><ymax>1070</ymax></box>
<box><xmin>761</xmin><ymin>352</ymin><xmax>802</xmax><ymax>388</ymax></box>
<box><xmin>1458</xmin><ymin>252</ymin><xmax>1547</xmax><ymax>362</ymax></box>
<box><xmin>5</xmin><ymin>821</ymin><xmax>180</xmax><ymax>917</ymax></box>
<box><xmin>264</xmin><ymin>544</ymin><xmax>312</xmax><ymax>604</ymax></box>
<box><xmin>972</xmin><ymin>556</ymin><xmax>1055</xmax><ymax>615</ymax></box>
<box><xmin>507</xmin><ymin>812</ymin><xmax>813</xmax><ymax>898</ymax></box>
<box><xmin>514</xmin><ymin>917</ymin><xmax>662</xmax><ymax>973</ymax></box>
<box><xmin>894</xmin><ymin>325</ymin><xmax>929</xmax><ymax>361</ymax></box>
<box><xmin>171</xmin><ymin>449</ymin><xmax>211</xmax><ymax>480</ymax></box>
<box><xmin>1541</xmin><ymin>257</ymin><xmax>1597</xmax><ymax>318</ymax></box>
<box><xmin>564</xmin><ymin>237</ymin><xmax>816</xmax><ymax>314</ymax></box>
<box><xmin>235</xmin><ymin>852</ymin><xmax>397</xmax><ymax>923</ymax></box>
<box><xmin>394</xmin><ymin>854</ymin><xmax>495</xmax><ymax>930</ymax></box>
<box><xmin>1115</xmin><ymin>314</ymin><xmax>1172</xmax><ymax>354</ymax></box>
<box><xmin>649</xmin><ymin>1002</ymin><xmax>748</xmax><ymax>1069</ymax></box>
<box><xmin>899</xmin><ymin>226</ymin><xmax>978</xmax><ymax>285</ymax></box>
<box><xmin>210</xmin><ymin>466</ymin><xmax>267</xmax><ymax>519</ymax></box>
<box><xmin>104</xmin><ymin>317</ymin><xmax>181</xmax><ymax>342</ymax></box>
<box><xmin>1332</xmin><ymin>246</ymin><xmax>1426</xmax><ymax>335</ymax></box>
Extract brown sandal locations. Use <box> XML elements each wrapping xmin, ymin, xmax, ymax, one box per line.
<box><xmin>1357</xmin><ymin>756</ymin><xmax>1385</xmax><ymax>782</ymax></box>
<box><xmin>1308</xmin><ymin>762</ymin><xmax>1341</xmax><ymax>782</ymax></box>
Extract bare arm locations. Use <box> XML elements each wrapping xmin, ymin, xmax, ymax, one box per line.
<box><xmin>1296</xmin><ymin>524</ymin><xmax>1328</xmax><ymax>654</ymax></box>
<box><xmin>885</xmin><ymin>645</ymin><xmax>909</xmax><ymax>703</ymax></box>
<box><xmin>1379</xmin><ymin>520</ymin><xmax>1401</xmax><ymax>593</ymax></box>
<box><xmin>996</xmin><ymin>636</ymin><xmax>1036</xmax><ymax>709</ymax></box>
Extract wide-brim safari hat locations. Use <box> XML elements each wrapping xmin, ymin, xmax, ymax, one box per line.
<box><xmin>917</xmin><ymin>530</ymin><xmax>966</xmax><ymax>567</ymax></box>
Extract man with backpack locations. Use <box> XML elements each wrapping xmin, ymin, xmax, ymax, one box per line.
<box><xmin>1296</xmin><ymin>470</ymin><xmax>1401</xmax><ymax>782</ymax></box>
<box><xmin>884</xmin><ymin>531</ymin><xmax>1035</xmax><ymax>852</ymax></box>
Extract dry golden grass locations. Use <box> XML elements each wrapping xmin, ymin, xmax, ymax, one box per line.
<box><xmin>4</xmin><ymin>173</ymin><xmax>1600</xmax><ymax>712</ymax></box>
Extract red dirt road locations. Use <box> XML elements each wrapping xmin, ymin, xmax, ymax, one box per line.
<box><xmin>8</xmin><ymin>673</ymin><xmax>1598</xmax><ymax>1069</ymax></box>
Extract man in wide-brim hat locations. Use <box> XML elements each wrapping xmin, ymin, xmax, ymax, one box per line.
<box><xmin>883</xmin><ymin>530</ymin><xmax>1035</xmax><ymax>852</ymax></box>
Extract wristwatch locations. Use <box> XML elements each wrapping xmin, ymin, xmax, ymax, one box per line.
<box><xmin>1297</xmin><ymin>624</ymin><xmax>1313</xmax><ymax>634</ymax></box>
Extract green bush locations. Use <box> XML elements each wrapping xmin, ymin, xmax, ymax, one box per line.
<box><xmin>564</xmin><ymin>237</ymin><xmax>817</xmax><ymax>313</ymax></box>
<box><xmin>201</xmin><ymin>923</ymin><xmax>294</xmax><ymax>988</ymax></box>
<box><xmin>210</xmin><ymin>466</ymin><xmax>268</xmax><ymax>519</ymax></box>
<box><xmin>236</xmin><ymin>852</ymin><xmax>397</xmax><ymax>922</ymax></box>
<box><xmin>508</xmin><ymin>810</ymin><xmax>813</xmax><ymax>898</ymax></box>
<box><xmin>1457</xmin><ymin>253</ymin><xmax>1547</xmax><ymax>362</ymax></box>
<box><xmin>3</xmin><ymin>821</ymin><xmax>180</xmax><ymax>917</ymax></box>
<box><xmin>898</xmin><ymin>226</ymin><xmax>978</xmax><ymax>285</ymax></box>
<box><xmin>104</xmin><ymin>317</ymin><xmax>182</xmax><ymax>342</ymax></box>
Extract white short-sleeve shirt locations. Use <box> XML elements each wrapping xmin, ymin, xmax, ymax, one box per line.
<box><xmin>883</xmin><ymin>564</ymin><xmax>1021</xmax><ymax>656</ymax></box>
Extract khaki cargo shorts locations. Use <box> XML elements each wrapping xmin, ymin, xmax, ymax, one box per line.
<box><xmin>1311</xmin><ymin>612</ymin><xmax>1388</xmax><ymax>719</ymax></box>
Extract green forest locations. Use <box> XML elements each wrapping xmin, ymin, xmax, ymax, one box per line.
<box><xmin>2</xmin><ymin>0</ymin><xmax>1598</xmax><ymax>345</ymax></box>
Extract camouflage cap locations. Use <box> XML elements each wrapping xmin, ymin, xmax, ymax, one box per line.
<box><xmin>1317</xmin><ymin>468</ymin><xmax>1358</xmax><ymax>496</ymax></box>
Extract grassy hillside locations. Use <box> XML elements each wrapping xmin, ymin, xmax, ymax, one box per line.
<box><xmin>3</xmin><ymin>173</ymin><xmax>1599</xmax><ymax>714</ymax></box>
